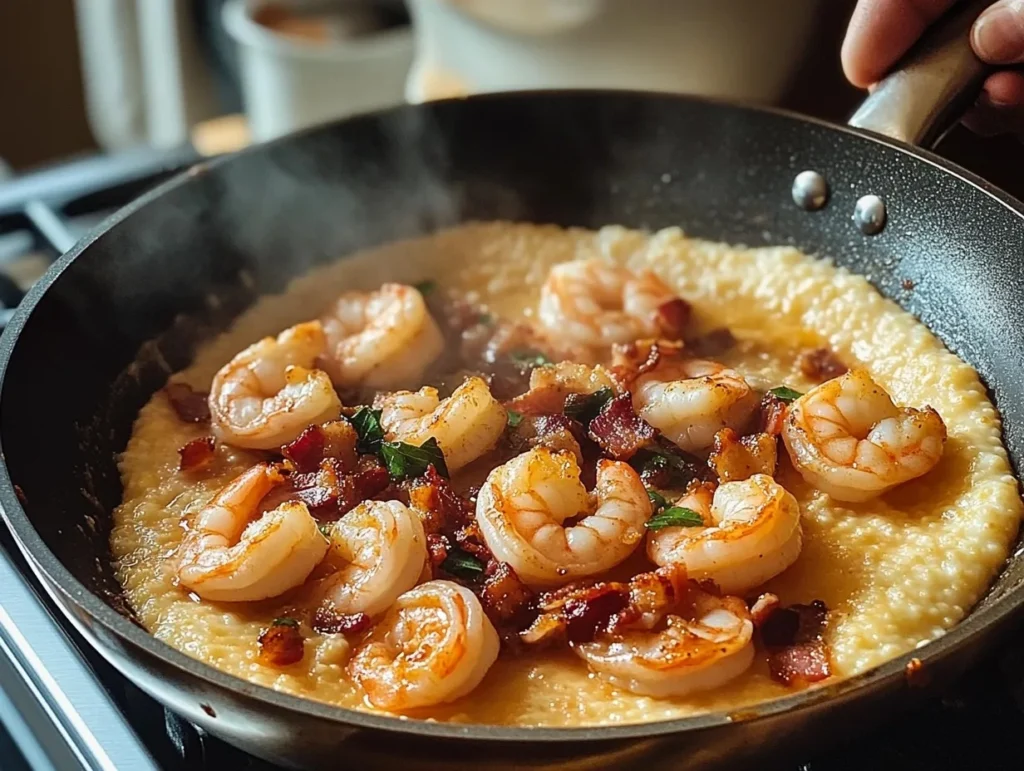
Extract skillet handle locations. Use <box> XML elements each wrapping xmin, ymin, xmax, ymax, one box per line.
<box><xmin>847</xmin><ymin>0</ymin><xmax>995</xmax><ymax>147</ymax></box>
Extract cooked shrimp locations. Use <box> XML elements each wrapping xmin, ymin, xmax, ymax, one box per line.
<box><xmin>538</xmin><ymin>259</ymin><xmax>677</xmax><ymax>348</ymax></box>
<box><xmin>209</xmin><ymin>321</ymin><xmax>341</xmax><ymax>450</ymax></box>
<box><xmin>177</xmin><ymin>463</ymin><xmax>328</xmax><ymax>602</ymax></box>
<box><xmin>575</xmin><ymin>587</ymin><xmax>754</xmax><ymax>698</ymax></box>
<box><xmin>633</xmin><ymin>358</ymin><xmax>758</xmax><ymax>453</ymax></box>
<box><xmin>782</xmin><ymin>369</ymin><xmax>947</xmax><ymax>502</ymax></box>
<box><xmin>317</xmin><ymin>500</ymin><xmax>427</xmax><ymax>618</ymax></box>
<box><xmin>348</xmin><ymin>581</ymin><xmax>499</xmax><ymax>710</ymax></box>
<box><xmin>507</xmin><ymin>361</ymin><xmax>617</xmax><ymax>415</ymax></box>
<box><xmin>374</xmin><ymin>376</ymin><xmax>506</xmax><ymax>472</ymax></box>
<box><xmin>647</xmin><ymin>475</ymin><xmax>802</xmax><ymax>595</ymax></box>
<box><xmin>320</xmin><ymin>283</ymin><xmax>443</xmax><ymax>389</ymax></box>
<box><xmin>475</xmin><ymin>447</ymin><xmax>652</xmax><ymax>587</ymax></box>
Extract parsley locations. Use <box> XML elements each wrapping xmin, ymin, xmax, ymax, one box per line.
<box><xmin>646</xmin><ymin>507</ymin><xmax>704</xmax><ymax>530</ymax></box>
<box><xmin>380</xmin><ymin>437</ymin><xmax>450</xmax><ymax>481</ymax></box>
<box><xmin>351</xmin><ymin>407</ymin><xmax>384</xmax><ymax>454</ymax></box>
<box><xmin>506</xmin><ymin>409</ymin><xmax>524</xmax><ymax>428</ymax></box>
<box><xmin>441</xmin><ymin>547</ymin><xmax>486</xmax><ymax>580</ymax></box>
<box><xmin>768</xmin><ymin>386</ymin><xmax>803</xmax><ymax>403</ymax></box>
<box><xmin>414</xmin><ymin>279</ymin><xmax>437</xmax><ymax>295</ymax></box>
<box><xmin>563</xmin><ymin>387</ymin><xmax>615</xmax><ymax>424</ymax></box>
<box><xmin>630</xmin><ymin>440</ymin><xmax>704</xmax><ymax>488</ymax></box>
<box><xmin>509</xmin><ymin>349</ymin><xmax>552</xmax><ymax>368</ymax></box>
<box><xmin>271</xmin><ymin>616</ymin><xmax>300</xmax><ymax>628</ymax></box>
<box><xmin>647</xmin><ymin>489</ymin><xmax>668</xmax><ymax>512</ymax></box>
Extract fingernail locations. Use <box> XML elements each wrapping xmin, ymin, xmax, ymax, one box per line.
<box><xmin>973</xmin><ymin>2</ymin><xmax>1024</xmax><ymax>63</ymax></box>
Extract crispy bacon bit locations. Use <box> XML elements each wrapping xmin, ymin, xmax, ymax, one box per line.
<box><xmin>452</xmin><ymin>521</ymin><xmax>494</xmax><ymax>564</ymax></box>
<box><xmin>748</xmin><ymin>593</ymin><xmax>781</xmax><ymax>627</ymax></box>
<box><xmin>426</xmin><ymin>533</ymin><xmax>450</xmax><ymax>567</ymax></box>
<box><xmin>588</xmin><ymin>394</ymin><xmax>657</xmax><ymax>460</ymax></box>
<box><xmin>257</xmin><ymin>619</ymin><xmax>305</xmax><ymax>667</ymax></box>
<box><xmin>797</xmin><ymin>348</ymin><xmax>848</xmax><ymax>383</ymax></box>
<box><xmin>760</xmin><ymin>600</ymin><xmax>832</xmax><ymax>685</ymax></box>
<box><xmin>282</xmin><ymin>421</ymin><xmax>358</xmax><ymax>473</ymax></box>
<box><xmin>480</xmin><ymin>561</ymin><xmax>536</xmax><ymax>631</ymax></box>
<box><xmin>687</xmin><ymin>327</ymin><xmax>737</xmax><ymax>357</ymax></box>
<box><xmin>521</xmin><ymin>566</ymin><xmax>686</xmax><ymax>646</ymax></box>
<box><xmin>290</xmin><ymin>455</ymin><xmax>390</xmax><ymax>516</ymax></box>
<box><xmin>178</xmin><ymin>436</ymin><xmax>216</xmax><ymax>472</ymax></box>
<box><xmin>708</xmin><ymin>428</ymin><xmax>777</xmax><ymax>482</ymax></box>
<box><xmin>610</xmin><ymin>339</ymin><xmax>685</xmax><ymax>389</ymax></box>
<box><xmin>758</xmin><ymin>393</ymin><xmax>789</xmax><ymax>437</ymax></box>
<box><xmin>311</xmin><ymin>608</ymin><xmax>372</xmax><ymax>636</ymax></box>
<box><xmin>165</xmin><ymin>382</ymin><xmax>211</xmax><ymax>423</ymax></box>
<box><xmin>409</xmin><ymin>465</ymin><xmax>474</xmax><ymax>536</ymax></box>
<box><xmin>655</xmin><ymin>298</ymin><xmax>692</xmax><ymax>339</ymax></box>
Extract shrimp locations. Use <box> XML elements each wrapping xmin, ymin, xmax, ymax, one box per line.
<box><xmin>177</xmin><ymin>463</ymin><xmax>328</xmax><ymax>602</ymax></box>
<box><xmin>538</xmin><ymin>259</ymin><xmax>678</xmax><ymax>348</ymax></box>
<box><xmin>575</xmin><ymin>587</ymin><xmax>755</xmax><ymax>698</ymax></box>
<box><xmin>782</xmin><ymin>369</ymin><xmax>947</xmax><ymax>502</ymax></box>
<box><xmin>317</xmin><ymin>500</ymin><xmax>427</xmax><ymax>618</ymax></box>
<box><xmin>320</xmin><ymin>283</ymin><xmax>444</xmax><ymax>389</ymax></box>
<box><xmin>374</xmin><ymin>376</ymin><xmax>507</xmax><ymax>472</ymax></box>
<box><xmin>348</xmin><ymin>580</ymin><xmax>499</xmax><ymax>710</ymax></box>
<box><xmin>632</xmin><ymin>358</ymin><xmax>758</xmax><ymax>453</ymax></box>
<box><xmin>647</xmin><ymin>475</ymin><xmax>802</xmax><ymax>595</ymax></box>
<box><xmin>475</xmin><ymin>447</ymin><xmax>652</xmax><ymax>587</ymax></box>
<box><xmin>209</xmin><ymin>321</ymin><xmax>342</xmax><ymax>450</ymax></box>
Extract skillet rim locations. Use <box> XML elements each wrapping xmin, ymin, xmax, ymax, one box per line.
<box><xmin>0</xmin><ymin>88</ymin><xmax>1022</xmax><ymax>742</ymax></box>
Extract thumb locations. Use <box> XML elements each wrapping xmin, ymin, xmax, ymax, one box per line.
<box><xmin>972</xmin><ymin>0</ymin><xmax>1024</xmax><ymax>64</ymax></box>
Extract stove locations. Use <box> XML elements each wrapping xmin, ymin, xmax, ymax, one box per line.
<box><xmin>1</xmin><ymin>147</ymin><xmax>1023</xmax><ymax>771</ymax></box>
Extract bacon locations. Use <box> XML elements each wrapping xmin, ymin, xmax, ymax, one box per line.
<box><xmin>165</xmin><ymin>382</ymin><xmax>210</xmax><ymax>423</ymax></box>
<box><xmin>452</xmin><ymin>520</ymin><xmax>494</xmax><ymax>564</ymax></box>
<box><xmin>798</xmin><ymin>347</ymin><xmax>848</xmax><ymax>383</ymax></box>
<box><xmin>281</xmin><ymin>420</ymin><xmax>358</xmax><ymax>473</ymax></box>
<box><xmin>520</xmin><ymin>566</ymin><xmax>686</xmax><ymax>646</ymax></box>
<box><xmin>426</xmin><ymin>533</ymin><xmax>450</xmax><ymax>567</ymax></box>
<box><xmin>257</xmin><ymin>619</ymin><xmax>304</xmax><ymax>667</ymax></box>
<box><xmin>408</xmin><ymin>465</ymin><xmax>474</xmax><ymax>536</ymax></box>
<box><xmin>758</xmin><ymin>393</ymin><xmax>789</xmax><ymax>436</ymax></box>
<box><xmin>654</xmin><ymin>298</ymin><xmax>692</xmax><ymax>339</ymax></box>
<box><xmin>687</xmin><ymin>327</ymin><xmax>737</xmax><ymax>357</ymax></box>
<box><xmin>748</xmin><ymin>593</ymin><xmax>781</xmax><ymax>627</ymax></box>
<box><xmin>708</xmin><ymin>428</ymin><xmax>777</xmax><ymax>482</ymax></box>
<box><xmin>588</xmin><ymin>394</ymin><xmax>657</xmax><ymax>460</ymax></box>
<box><xmin>178</xmin><ymin>436</ymin><xmax>216</xmax><ymax>472</ymax></box>
<box><xmin>480</xmin><ymin>561</ymin><xmax>536</xmax><ymax>631</ymax></box>
<box><xmin>759</xmin><ymin>599</ymin><xmax>832</xmax><ymax>685</ymax></box>
<box><xmin>609</xmin><ymin>339</ymin><xmax>685</xmax><ymax>389</ymax></box>
<box><xmin>311</xmin><ymin>608</ymin><xmax>372</xmax><ymax>636</ymax></box>
<box><xmin>290</xmin><ymin>455</ymin><xmax>390</xmax><ymax>516</ymax></box>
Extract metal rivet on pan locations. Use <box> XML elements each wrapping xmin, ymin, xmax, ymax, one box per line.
<box><xmin>791</xmin><ymin>170</ymin><xmax>829</xmax><ymax>211</ymax></box>
<box><xmin>853</xmin><ymin>194</ymin><xmax>887</xmax><ymax>235</ymax></box>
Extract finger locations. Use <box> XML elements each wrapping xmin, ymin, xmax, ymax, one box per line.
<box><xmin>972</xmin><ymin>0</ymin><xmax>1024</xmax><ymax>63</ymax></box>
<box><xmin>842</xmin><ymin>0</ymin><xmax>959</xmax><ymax>87</ymax></box>
<box><xmin>961</xmin><ymin>71</ymin><xmax>1024</xmax><ymax>135</ymax></box>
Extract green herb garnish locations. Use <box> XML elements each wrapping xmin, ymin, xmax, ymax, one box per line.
<box><xmin>380</xmin><ymin>437</ymin><xmax>450</xmax><ymax>481</ymax></box>
<box><xmin>647</xmin><ymin>489</ymin><xmax>668</xmax><ymax>512</ymax></box>
<box><xmin>507</xmin><ymin>409</ymin><xmax>524</xmax><ymax>428</ymax></box>
<box><xmin>351</xmin><ymin>407</ymin><xmax>384</xmax><ymax>454</ymax></box>
<box><xmin>414</xmin><ymin>279</ymin><xmax>437</xmax><ymax>295</ymax></box>
<box><xmin>646</xmin><ymin>507</ymin><xmax>704</xmax><ymax>530</ymax></box>
<box><xmin>768</xmin><ymin>386</ymin><xmax>803</xmax><ymax>403</ymax></box>
<box><xmin>271</xmin><ymin>616</ymin><xmax>300</xmax><ymax>628</ymax></box>
<box><xmin>509</xmin><ymin>349</ymin><xmax>552</xmax><ymax>368</ymax></box>
<box><xmin>441</xmin><ymin>547</ymin><xmax>486</xmax><ymax>580</ymax></box>
<box><xmin>563</xmin><ymin>387</ymin><xmax>615</xmax><ymax>424</ymax></box>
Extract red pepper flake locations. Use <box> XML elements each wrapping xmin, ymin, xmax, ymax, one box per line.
<box><xmin>257</xmin><ymin>618</ymin><xmax>305</xmax><ymax>667</ymax></box>
<box><xmin>311</xmin><ymin>608</ymin><xmax>372</xmax><ymax>636</ymax></box>
<box><xmin>165</xmin><ymin>382</ymin><xmax>211</xmax><ymax>423</ymax></box>
<box><xmin>654</xmin><ymin>297</ymin><xmax>692</xmax><ymax>339</ymax></box>
<box><xmin>588</xmin><ymin>394</ymin><xmax>657</xmax><ymax>460</ymax></box>
<box><xmin>797</xmin><ymin>348</ymin><xmax>848</xmax><ymax>383</ymax></box>
<box><xmin>178</xmin><ymin>436</ymin><xmax>216</xmax><ymax>472</ymax></box>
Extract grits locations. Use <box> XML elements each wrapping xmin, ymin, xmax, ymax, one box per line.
<box><xmin>111</xmin><ymin>222</ymin><xmax>1022</xmax><ymax>725</ymax></box>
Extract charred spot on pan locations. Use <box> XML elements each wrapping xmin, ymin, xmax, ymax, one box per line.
<box><xmin>200</xmin><ymin>703</ymin><xmax>216</xmax><ymax>718</ymax></box>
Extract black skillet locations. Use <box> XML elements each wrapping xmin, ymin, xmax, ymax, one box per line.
<box><xmin>1</xmin><ymin>3</ymin><xmax>1022</xmax><ymax>769</ymax></box>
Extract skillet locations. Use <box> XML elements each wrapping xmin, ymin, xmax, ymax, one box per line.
<box><xmin>1</xmin><ymin>3</ymin><xmax>1023</xmax><ymax>769</ymax></box>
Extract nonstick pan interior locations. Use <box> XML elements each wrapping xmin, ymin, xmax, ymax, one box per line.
<box><xmin>2</xmin><ymin>91</ymin><xmax>1024</xmax><ymax>740</ymax></box>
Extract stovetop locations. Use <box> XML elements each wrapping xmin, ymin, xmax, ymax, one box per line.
<box><xmin>2</xmin><ymin>143</ymin><xmax>1024</xmax><ymax>771</ymax></box>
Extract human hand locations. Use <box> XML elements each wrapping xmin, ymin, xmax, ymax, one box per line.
<box><xmin>842</xmin><ymin>0</ymin><xmax>1024</xmax><ymax>136</ymax></box>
